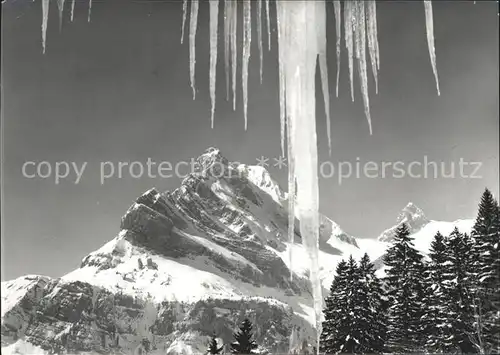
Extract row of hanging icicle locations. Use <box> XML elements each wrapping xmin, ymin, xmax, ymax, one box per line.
<box><xmin>179</xmin><ymin>1</ymin><xmax>440</xmax><ymax>351</ymax></box>
<box><xmin>39</xmin><ymin>0</ymin><xmax>441</xmax><ymax>352</ymax></box>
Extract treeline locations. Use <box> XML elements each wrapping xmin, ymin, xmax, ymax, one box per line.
<box><xmin>320</xmin><ymin>188</ymin><xmax>500</xmax><ymax>354</ymax></box>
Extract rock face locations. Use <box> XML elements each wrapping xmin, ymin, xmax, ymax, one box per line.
<box><xmin>1</xmin><ymin>148</ymin><xmax>360</xmax><ymax>355</ymax></box>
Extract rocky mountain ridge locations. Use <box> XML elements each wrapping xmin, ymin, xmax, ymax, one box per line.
<box><xmin>1</xmin><ymin>148</ymin><xmax>473</xmax><ymax>355</ymax></box>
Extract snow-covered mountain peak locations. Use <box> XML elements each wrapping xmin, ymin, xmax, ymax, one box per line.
<box><xmin>378</xmin><ymin>202</ymin><xmax>430</xmax><ymax>242</ymax></box>
<box><xmin>397</xmin><ymin>202</ymin><xmax>429</xmax><ymax>225</ymax></box>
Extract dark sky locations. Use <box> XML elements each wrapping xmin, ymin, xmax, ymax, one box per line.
<box><xmin>1</xmin><ymin>0</ymin><xmax>498</xmax><ymax>281</ymax></box>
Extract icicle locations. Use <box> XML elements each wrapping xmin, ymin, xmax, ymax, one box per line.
<box><xmin>333</xmin><ymin>0</ymin><xmax>341</xmax><ymax>98</ymax></box>
<box><xmin>189</xmin><ymin>0</ymin><xmax>199</xmax><ymax>100</ymax></box>
<box><xmin>242</xmin><ymin>0</ymin><xmax>251</xmax><ymax>130</ymax></box>
<box><xmin>277</xmin><ymin>1</ymin><xmax>295</xmax><ymax>275</ymax></box>
<box><xmin>70</xmin><ymin>0</ymin><xmax>75</xmax><ymax>22</ymax></box>
<box><xmin>181</xmin><ymin>0</ymin><xmax>188</xmax><ymax>44</ymax></box>
<box><xmin>265</xmin><ymin>0</ymin><xmax>271</xmax><ymax>51</ymax></box>
<box><xmin>282</xmin><ymin>3</ymin><xmax>323</xmax><ymax>350</ymax></box>
<box><xmin>56</xmin><ymin>0</ymin><xmax>65</xmax><ymax>32</ymax></box>
<box><xmin>87</xmin><ymin>0</ymin><xmax>92</xmax><ymax>23</ymax></box>
<box><xmin>316</xmin><ymin>0</ymin><xmax>332</xmax><ymax>156</ymax></box>
<box><xmin>277</xmin><ymin>2</ymin><xmax>286</xmax><ymax>158</ymax></box>
<box><xmin>209</xmin><ymin>0</ymin><xmax>219</xmax><ymax>129</ymax></box>
<box><xmin>224</xmin><ymin>0</ymin><xmax>231</xmax><ymax>101</ymax></box>
<box><xmin>231</xmin><ymin>1</ymin><xmax>238</xmax><ymax>110</ymax></box>
<box><xmin>354</xmin><ymin>0</ymin><xmax>372</xmax><ymax>134</ymax></box>
<box><xmin>424</xmin><ymin>1</ymin><xmax>441</xmax><ymax>96</ymax></box>
<box><xmin>257</xmin><ymin>0</ymin><xmax>263</xmax><ymax>84</ymax></box>
<box><xmin>366</xmin><ymin>0</ymin><xmax>379</xmax><ymax>94</ymax></box>
<box><xmin>286</xmin><ymin>110</ymin><xmax>295</xmax><ymax>282</ymax></box>
<box><xmin>41</xmin><ymin>0</ymin><xmax>49</xmax><ymax>54</ymax></box>
<box><xmin>344</xmin><ymin>0</ymin><xmax>354</xmax><ymax>102</ymax></box>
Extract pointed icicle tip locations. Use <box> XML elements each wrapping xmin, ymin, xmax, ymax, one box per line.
<box><xmin>41</xmin><ymin>0</ymin><xmax>50</xmax><ymax>54</ymax></box>
<box><xmin>88</xmin><ymin>0</ymin><xmax>92</xmax><ymax>22</ymax></box>
<box><xmin>70</xmin><ymin>0</ymin><xmax>75</xmax><ymax>22</ymax></box>
<box><xmin>424</xmin><ymin>0</ymin><xmax>440</xmax><ymax>97</ymax></box>
<box><xmin>181</xmin><ymin>0</ymin><xmax>188</xmax><ymax>44</ymax></box>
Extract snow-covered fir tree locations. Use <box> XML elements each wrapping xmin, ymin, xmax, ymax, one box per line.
<box><xmin>383</xmin><ymin>223</ymin><xmax>427</xmax><ymax>353</ymax></box>
<box><xmin>207</xmin><ymin>334</ymin><xmax>224</xmax><ymax>355</ymax></box>
<box><xmin>440</xmin><ymin>228</ymin><xmax>477</xmax><ymax>353</ymax></box>
<box><xmin>320</xmin><ymin>255</ymin><xmax>386</xmax><ymax>354</ymax></box>
<box><xmin>230</xmin><ymin>319</ymin><xmax>258</xmax><ymax>354</ymax></box>
<box><xmin>423</xmin><ymin>231</ymin><xmax>455</xmax><ymax>353</ymax></box>
<box><xmin>320</xmin><ymin>260</ymin><xmax>349</xmax><ymax>354</ymax></box>
<box><xmin>471</xmin><ymin>188</ymin><xmax>500</xmax><ymax>353</ymax></box>
<box><xmin>357</xmin><ymin>253</ymin><xmax>387</xmax><ymax>353</ymax></box>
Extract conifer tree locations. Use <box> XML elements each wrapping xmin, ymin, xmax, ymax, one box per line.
<box><xmin>230</xmin><ymin>319</ymin><xmax>258</xmax><ymax>354</ymax></box>
<box><xmin>383</xmin><ymin>223</ymin><xmax>427</xmax><ymax>353</ymax></box>
<box><xmin>207</xmin><ymin>334</ymin><xmax>224</xmax><ymax>354</ymax></box>
<box><xmin>321</xmin><ymin>255</ymin><xmax>387</xmax><ymax>354</ymax></box>
<box><xmin>441</xmin><ymin>228</ymin><xmax>477</xmax><ymax>353</ymax></box>
<box><xmin>320</xmin><ymin>260</ymin><xmax>349</xmax><ymax>354</ymax></box>
<box><xmin>423</xmin><ymin>231</ymin><xmax>455</xmax><ymax>353</ymax></box>
<box><xmin>471</xmin><ymin>188</ymin><xmax>500</xmax><ymax>353</ymax></box>
<box><xmin>358</xmin><ymin>253</ymin><xmax>387</xmax><ymax>353</ymax></box>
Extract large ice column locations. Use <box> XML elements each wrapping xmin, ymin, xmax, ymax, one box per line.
<box><xmin>278</xmin><ymin>2</ymin><xmax>323</xmax><ymax>349</ymax></box>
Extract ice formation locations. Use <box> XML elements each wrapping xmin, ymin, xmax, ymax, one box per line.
<box><xmin>189</xmin><ymin>0</ymin><xmax>199</xmax><ymax>100</ymax></box>
<box><xmin>265</xmin><ymin>0</ymin><xmax>271</xmax><ymax>50</ymax></box>
<box><xmin>70</xmin><ymin>0</ymin><xmax>75</xmax><ymax>22</ymax></box>
<box><xmin>333</xmin><ymin>0</ymin><xmax>342</xmax><ymax>97</ymax></box>
<box><xmin>181</xmin><ymin>0</ymin><xmax>188</xmax><ymax>44</ymax></box>
<box><xmin>242</xmin><ymin>0</ymin><xmax>251</xmax><ymax>130</ymax></box>
<box><xmin>36</xmin><ymin>0</ymin><xmax>444</xmax><ymax>351</ymax></box>
<box><xmin>344</xmin><ymin>0</ymin><xmax>355</xmax><ymax>102</ymax></box>
<box><xmin>209</xmin><ymin>0</ymin><xmax>219</xmax><ymax>128</ymax></box>
<box><xmin>424</xmin><ymin>0</ymin><xmax>441</xmax><ymax>96</ymax></box>
<box><xmin>41</xmin><ymin>0</ymin><xmax>49</xmax><ymax>54</ymax></box>
<box><xmin>230</xmin><ymin>1</ymin><xmax>238</xmax><ymax>110</ymax></box>
<box><xmin>223</xmin><ymin>0</ymin><xmax>230</xmax><ymax>101</ymax></box>
<box><xmin>87</xmin><ymin>0</ymin><xmax>92</xmax><ymax>23</ymax></box>
<box><xmin>56</xmin><ymin>0</ymin><xmax>65</xmax><ymax>31</ymax></box>
<box><xmin>367</xmin><ymin>0</ymin><xmax>380</xmax><ymax>94</ymax></box>
<box><xmin>317</xmin><ymin>1</ymin><xmax>332</xmax><ymax>155</ymax></box>
<box><xmin>257</xmin><ymin>0</ymin><xmax>263</xmax><ymax>84</ymax></box>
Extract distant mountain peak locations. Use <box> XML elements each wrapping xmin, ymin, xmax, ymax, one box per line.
<box><xmin>397</xmin><ymin>202</ymin><xmax>428</xmax><ymax>224</ymax></box>
<box><xmin>378</xmin><ymin>202</ymin><xmax>430</xmax><ymax>242</ymax></box>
